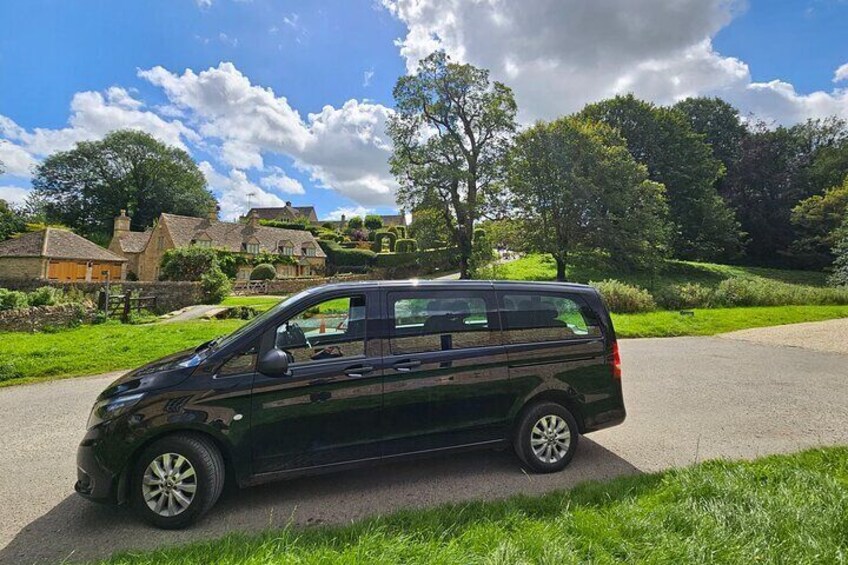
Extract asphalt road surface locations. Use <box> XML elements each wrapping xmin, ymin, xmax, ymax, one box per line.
<box><xmin>1</xmin><ymin>334</ymin><xmax>847</xmax><ymax>564</ymax></box>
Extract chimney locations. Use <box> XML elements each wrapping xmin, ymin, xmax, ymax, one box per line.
<box><xmin>285</xmin><ymin>200</ymin><xmax>292</xmax><ymax>207</ymax></box>
<box><xmin>114</xmin><ymin>209</ymin><xmax>131</xmax><ymax>234</ymax></box>
<box><xmin>208</xmin><ymin>204</ymin><xmax>220</xmax><ymax>221</ymax></box>
<box><xmin>247</xmin><ymin>209</ymin><xmax>259</xmax><ymax>229</ymax></box>
<box><xmin>341</xmin><ymin>214</ymin><xmax>346</xmax><ymax>224</ymax></box>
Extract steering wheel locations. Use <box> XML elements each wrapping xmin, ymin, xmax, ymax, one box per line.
<box><xmin>278</xmin><ymin>322</ymin><xmax>308</xmax><ymax>349</ymax></box>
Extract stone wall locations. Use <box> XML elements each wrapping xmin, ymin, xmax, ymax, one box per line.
<box><xmin>0</xmin><ymin>303</ymin><xmax>95</xmax><ymax>333</ymax></box>
<box><xmin>0</xmin><ymin>279</ymin><xmax>203</xmax><ymax>314</ymax></box>
<box><xmin>257</xmin><ymin>274</ymin><xmax>372</xmax><ymax>295</ymax></box>
<box><xmin>0</xmin><ymin>257</ymin><xmax>46</xmax><ymax>279</ymax></box>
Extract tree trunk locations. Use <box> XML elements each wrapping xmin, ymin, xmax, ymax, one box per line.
<box><xmin>554</xmin><ymin>250</ymin><xmax>567</xmax><ymax>282</ymax></box>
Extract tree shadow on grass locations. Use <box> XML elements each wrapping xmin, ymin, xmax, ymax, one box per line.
<box><xmin>0</xmin><ymin>438</ymin><xmax>642</xmax><ymax>564</ymax></box>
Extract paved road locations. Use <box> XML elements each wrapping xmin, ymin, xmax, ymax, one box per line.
<box><xmin>1</xmin><ymin>336</ymin><xmax>847</xmax><ymax>564</ymax></box>
<box><xmin>159</xmin><ymin>304</ymin><xmax>229</xmax><ymax>324</ymax></box>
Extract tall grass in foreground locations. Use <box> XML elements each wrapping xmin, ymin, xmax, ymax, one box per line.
<box><xmin>97</xmin><ymin>447</ymin><xmax>848</xmax><ymax>564</ymax></box>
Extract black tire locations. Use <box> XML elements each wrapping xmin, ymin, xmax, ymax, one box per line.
<box><xmin>130</xmin><ymin>433</ymin><xmax>225</xmax><ymax>529</ymax></box>
<box><xmin>514</xmin><ymin>402</ymin><xmax>579</xmax><ymax>473</ymax></box>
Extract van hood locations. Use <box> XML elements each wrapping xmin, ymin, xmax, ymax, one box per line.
<box><xmin>98</xmin><ymin>348</ymin><xmax>200</xmax><ymax>400</ymax></box>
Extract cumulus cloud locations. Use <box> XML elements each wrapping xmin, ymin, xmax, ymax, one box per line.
<box><xmin>0</xmin><ymin>87</ymin><xmax>195</xmax><ymax>180</ymax></box>
<box><xmin>383</xmin><ymin>0</ymin><xmax>848</xmax><ymax>125</ymax></box>
<box><xmin>199</xmin><ymin>161</ymin><xmax>287</xmax><ymax>219</ymax></box>
<box><xmin>835</xmin><ymin>63</ymin><xmax>848</xmax><ymax>83</ymax></box>
<box><xmin>139</xmin><ymin>62</ymin><xmax>397</xmax><ymax>205</ymax></box>
<box><xmin>260</xmin><ymin>172</ymin><xmax>305</xmax><ymax>194</ymax></box>
<box><xmin>0</xmin><ymin>185</ymin><xmax>30</xmax><ymax>206</ymax></box>
<box><xmin>324</xmin><ymin>206</ymin><xmax>373</xmax><ymax>220</ymax></box>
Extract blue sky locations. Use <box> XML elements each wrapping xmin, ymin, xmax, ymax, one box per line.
<box><xmin>1</xmin><ymin>0</ymin><xmax>847</xmax><ymax>221</ymax></box>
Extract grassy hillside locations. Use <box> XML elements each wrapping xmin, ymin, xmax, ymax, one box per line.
<box><xmin>483</xmin><ymin>254</ymin><xmax>828</xmax><ymax>291</ymax></box>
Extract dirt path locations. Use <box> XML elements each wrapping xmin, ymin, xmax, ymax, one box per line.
<box><xmin>721</xmin><ymin>317</ymin><xmax>848</xmax><ymax>355</ymax></box>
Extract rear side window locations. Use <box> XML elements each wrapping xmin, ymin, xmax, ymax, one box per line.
<box><xmin>389</xmin><ymin>291</ymin><xmax>499</xmax><ymax>354</ymax></box>
<box><xmin>500</xmin><ymin>292</ymin><xmax>601</xmax><ymax>344</ymax></box>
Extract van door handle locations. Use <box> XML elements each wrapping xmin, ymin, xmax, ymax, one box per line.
<box><xmin>393</xmin><ymin>359</ymin><xmax>422</xmax><ymax>372</ymax></box>
<box><xmin>344</xmin><ymin>365</ymin><xmax>374</xmax><ymax>378</ymax></box>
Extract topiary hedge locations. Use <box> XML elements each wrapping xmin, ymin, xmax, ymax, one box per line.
<box><xmin>250</xmin><ymin>263</ymin><xmax>277</xmax><ymax>280</ymax></box>
<box><xmin>395</xmin><ymin>238</ymin><xmax>418</xmax><ymax>253</ymax></box>
<box><xmin>372</xmin><ymin>230</ymin><xmax>397</xmax><ymax>253</ymax></box>
<box><xmin>320</xmin><ymin>240</ymin><xmax>376</xmax><ymax>268</ymax></box>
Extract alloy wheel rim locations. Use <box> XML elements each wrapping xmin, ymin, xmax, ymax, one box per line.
<box><xmin>142</xmin><ymin>452</ymin><xmax>197</xmax><ymax>517</ymax></box>
<box><xmin>530</xmin><ymin>414</ymin><xmax>570</xmax><ymax>464</ymax></box>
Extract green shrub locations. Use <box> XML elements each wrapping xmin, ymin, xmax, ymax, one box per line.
<box><xmin>373</xmin><ymin>252</ymin><xmax>418</xmax><ymax>269</ymax></box>
<box><xmin>201</xmin><ymin>267</ymin><xmax>232</xmax><ymax>304</ymax></box>
<box><xmin>364</xmin><ymin>214</ymin><xmax>383</xmax><ymax>231</ymax></box>
<box><xmin>124</xmin><ymin>309</ymin><xmax>158</xmax><ymax>325</ymax></box>
<box><xmin>372</xmin><ymin>230</ymin><xmax>397</xmax><ymax>252</ymax></box>
<box><xmin>590</xmin><ymin>279</ymin><xmax>656</xmax><ymax>313</ymax></box>
<box><xmin>656</xmin><ymin>282</ymin><xmax>716</xmax><ymax>310</ymax></box>
<box><xmin>0</xmin><ymin>289</ymin><xmax>29</xmax><ymax>311</ymax></box>
<box><xmin>27</xmin><ymin>286</ymin><xmax>62</xmax><ymax>307</ymax></box>
<box><xmin>394</xmin><ymin>226</ymin><xmax>407</xmax><ymax>239</ymax></box>
<box><xmin>829</xmin><ymin>229</ymin><xmax>848</xmax><ymax>287</ymax></box>
<box><xmin>320</xmin><ymin>240</ymin><xmax>376</xmax><ymax>268</ymax></box>
<box><xmin>161</xmin><ymin>246</ymin><xmax>219</xmax><ymax>281</ymax></box>
<box><xmin>714</xmin><ymin>278</ymin><xmax>848</xmax><ymax>307</ymax></box>
<box><xmin>395</xmin><ymin>238</ymin><xmax>418</xmax><ymax>253</ymax></box>
<box><xmin>250</xmin><ymin>263</ymin><xmax>277</xmax><ymax>280</ymax></box>
<box><xmin>347</xmin><ymin>216</ymin><xmax>363</xmax><ymax>230</ymax></box>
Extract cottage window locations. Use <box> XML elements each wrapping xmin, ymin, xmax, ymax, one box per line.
<box><xmin>245</xmin><ymin>243</ymin><xmax>260</xmax><ymax>254</ymax></box>
<box><xmin>195</xmin><ymin>239</ymin><xmax>212</xmax><ymax>248</ymax></box>
<box><xmin>302</xmin><ymin>245</ymin><xmax>316</xmax><ymax>257</ymax></box>
<box><xmin>280</xmin><ymin>245</ymin><xmax>294</xmax><ymax>256</ymax></box>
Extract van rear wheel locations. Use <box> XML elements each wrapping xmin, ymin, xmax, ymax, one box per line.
<box><xmin>130</xmin><ymin>433</ymin><xmax>224</xmax><ymax>529</ymax></box>
<box><xmin>514</xmin><ymin>402</ymin><xmax>579</xmax><ymax>473</ymax></box>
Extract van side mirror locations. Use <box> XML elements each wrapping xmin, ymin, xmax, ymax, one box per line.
<box><xmin>257</xmin><ymin>348</ymin><xmax>290</xmax><ymax>377</ymax></box>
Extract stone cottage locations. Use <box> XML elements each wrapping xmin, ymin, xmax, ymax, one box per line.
<box><xmin>0</xmin><ymin>227</ymin><xmax>126</xmax><ymax>282</ymax></box>
<box><xmin>109</xmin><ymin>210</ymin><xmax>326</xmax><ymax>281</ymax></box>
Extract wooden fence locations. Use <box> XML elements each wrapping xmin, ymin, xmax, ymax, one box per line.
<box><xmin>98</xmin><ymin>292</ymin><xmax>158</xmax><ymax>320</ymax></box>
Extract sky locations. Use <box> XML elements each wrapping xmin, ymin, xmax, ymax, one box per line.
<box><xmin>1</xmin><ymin>0</ymin><xmax>847</xmax><ymax>221</ymax></box>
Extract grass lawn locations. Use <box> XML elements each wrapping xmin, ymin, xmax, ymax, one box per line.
<box><xmin>612</xmin><ymin>304</ymin><xmax>848</xmax><ymax>338</ymax></box>
<box><xmin>0</xmin><ymin>319</ymin><xmax>243</xmax><ymax>387</ymax></box>
<box><xmin>2</xmin><ymin>304</ymin><xmax>848</xmax><ymax>386</ymax></box>
<box><xmin>220</xmin><ymin>294</ymin><xmax>286</xmax><ymax>312</ymax></box>
<box><xmin>93</xmin><ymin>447</ymin><xmax>848</xmax><ymax>564</ymax></box>
<box><xmin>485</xmin><ymin>253</ymin><xmax>829</xmax><ymax>291</ymax></box>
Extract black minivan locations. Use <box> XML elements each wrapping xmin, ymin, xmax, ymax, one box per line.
<box><xmin>76</xmin><ymin>280</ymin><xmax>625</xmax><ymax>528</ymax></box>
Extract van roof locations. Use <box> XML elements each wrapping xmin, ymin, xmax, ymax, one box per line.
<box><xmin>313</xmin><ymin>279</ymin><xmax>598</xmax><ymax>295</ymax></box>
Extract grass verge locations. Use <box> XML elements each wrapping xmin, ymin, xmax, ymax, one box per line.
<box><xmin>94</xmin><ymin>447</ymin><xmax>848</xmax><ymax>564</ymax></box>
<box><xmin>220</xmin><ymin>295</ymin><xmax>286</xmax><ymax>312</ymax></box>
<box><xmin>2</xmin><ymin>305</ymin><xmax>848</xmax><ymax>386</ymax></box>
<box><xmin>612</xmin><ymin>304</ymin><xmax>848</xmax><ymax>338</ymax></box>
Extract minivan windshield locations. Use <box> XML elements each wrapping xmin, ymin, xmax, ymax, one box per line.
<box><xmin>210</xmin><ymin>289</ymin><xmax>316</xmax><ymax>351</ymax></box>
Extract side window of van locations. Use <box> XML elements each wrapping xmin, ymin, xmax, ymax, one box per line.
<box><xmin>501</xmin><ymin>293</ymin><xmax>601</xmax><ymax>344</ymax></box>
<box><xmin>389</xmin><ymin>292</ymin><xmax>499</xmax><ymax>354</ymax></box>
<box><xmin>274</xmin><ymin>295</ymin><xmax>367</xmax><ymax>364</ymax></box>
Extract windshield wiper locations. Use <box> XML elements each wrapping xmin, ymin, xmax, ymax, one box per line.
<box><xmin>195</xmin><ymin>336</ymin><xmax>223</xmax><ymax>353</ymax></box>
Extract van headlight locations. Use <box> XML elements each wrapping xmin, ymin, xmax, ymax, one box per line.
<box><xmin>87</xmin><ymin>392</ymin><xmax>145</xmax><ymax>429</ymax></box>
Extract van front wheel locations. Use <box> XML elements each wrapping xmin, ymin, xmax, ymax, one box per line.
<box><xmin>130</xmin><ymin>433</ymin><xmax>224</xmax><ymax>529</ymax></box>
<box><xmin>514</xmin><ymin>402</ymin><xmax>579</xmax><ymax>473</ymax></box>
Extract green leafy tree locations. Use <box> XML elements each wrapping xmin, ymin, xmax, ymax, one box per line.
<box><xmin>389</xmin><ymin>51</ymin><xmax>517</xmax><ymax>279</ymax></box>
<box><xmin>828</xmin><ymin>214</ymin><xmax>848</xmax><ymax>286</ymax></box>
<box><xmin>580</xmin><ymin>94</ymin><xmax>740</xmax><ymax>260</ymax></box>
<box><xmin>0</xmin><ymin>199</ymin><xmax>26</xmax><ymax>241</ymax></box>
<box><xmin>789</xmin><ymin>176</ymin><xmax>848</xmax><ymax>268</ymax></box>
<box><xmin>673</xmin><ymin>97</ymin><xmax>747</xmax><ymax>181</ymax></box>
<box><xmin>160</xmin><ymin>246</ymin><xmax>219</xmax><ymax>281</ymax></box>
<box><xmin>30</xmin><ymin>130</ymin><xmax>216</xmax><ymax>239</ymax></box>
<box><xmin>408</xmin><ymin>206</ymin><xmax>452</xmax><ymax>250</ymax></box>
<box><xmin>347</xmin><ymin>216</ymin><xmax>363</xmax><ymax>230</ymax></box>
<box><xmin>363</xmin><ymin>214</ymin><xmax>383</xmax><ymax>231</ymax></box>
<box><xmin>508</xmin><ymin>116</ymin><xmax>670</xmax><ymax>281</ymax></box>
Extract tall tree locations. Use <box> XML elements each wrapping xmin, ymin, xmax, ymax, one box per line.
<box><xmin>508</xmin><ymin>117</ymin><xmax>670</xmax><ymax>281</ymax></box>
<box><xmin>388</xmin><ymin>51</ymin><xmax>517</xmax><ymax>279</ymax></box>
<box><xmin>30</xmin><ymin>130</ymin><xmax>216</xmax><ymax>239</ymax></box>
<box><xmin>579</xmin><ymin>94</ymin><xmax>741</xmax><ymax>261</ymax></box>
<box><xmin>829</xmin><ymin>216</ymin><xmax>848</xmax><ymax>287</ymax></box>
<box><xmin>673</xmin><ymin>97</ymin><xmax>747</xmax><ymax>196</ymax></box>
<box><xmin>0</xmin><ymin>199</ymin><xmax>26</xmax><ymax>241</ymax></box>
<box><xmin>789</xmin><ymin>175</ymin><xmax>848</xmax><ymax>268</ymax></box>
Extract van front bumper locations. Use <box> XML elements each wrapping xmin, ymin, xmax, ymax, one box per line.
<box><xmin>74</xmin><ymin>435</ymin><xmax>122</xmax><ymax>505</ymax></box>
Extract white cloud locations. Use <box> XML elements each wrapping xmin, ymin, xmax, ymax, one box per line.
<box><xmin>363</xmin><ymin>68</ymin><xmax>375</xmax><ymax>87</ymax></box>
<box><xmin>260</xmin><ymin>173</ymin><xmax>305</xmax><ymax>194</ymax></box>
<box><xmin>139</xmin><ymin>62</ymin><xmax>398</xmax><ymax>205</ymax></box>
<box><xmin>383</xmin><ymin>0</ymin><xmax>848</xmax><ymax>126</ymax></box>
<box><xmin>0</xmin><ymin>185</ymin><xmax>30</xmax><ymax>206</ymax></box>
<box><xmin>218</xmin><ymin>32</ymin><xmax>238</xmax><ymax>47</ymax></box>
<box><xmin>196</xmin><ymin>0</ymin><xmax>212</xmax><ymax>8</ymax></box>
<box><xmin>835</xmin><ymin>63</ymin><xmax>848</xmax><ymax>83</ymax></box>
<box><xmin>324</xmin><ymin>206</ymin><xmax>373</xmax><ymax>220</ymax></box>
<box><xmin>0</xmin><ymin>87</ymin><xmax>196</xmax><ymax>180</ymax></box>
<box><xmin>199</xmin><ymin>161</ymin><xmax>286</xmax><ymax>219</ymax></box>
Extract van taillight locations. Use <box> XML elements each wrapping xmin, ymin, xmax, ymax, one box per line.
<box><xmin>611</xmin><ymin>341</ymin><xmax>622</xmax><ymax>380</ymax></box>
